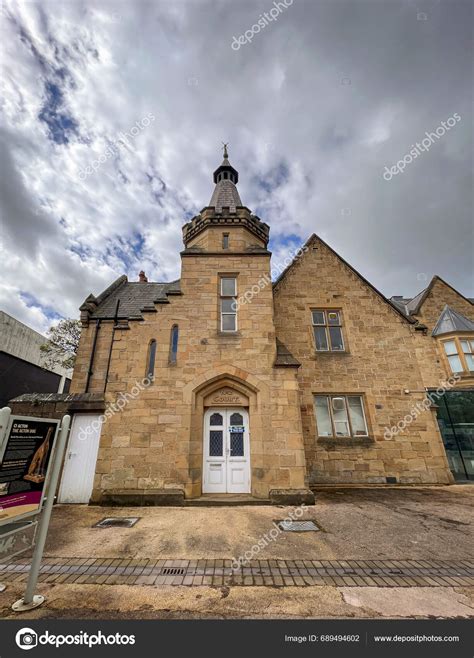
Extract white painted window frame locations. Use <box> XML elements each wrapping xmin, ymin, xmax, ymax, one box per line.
<box><xmin>220</xmin><ymin>277</ymin><xmax>237</xmax><ymax>332</ymax></box>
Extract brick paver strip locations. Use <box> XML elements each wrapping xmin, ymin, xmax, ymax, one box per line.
<box><xmin>1</xmin><ymin>558</ymin><xmax>473</xmax><ymax>588</ymax></box>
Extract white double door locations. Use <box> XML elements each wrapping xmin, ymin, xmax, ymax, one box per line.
<box><xmin>202</xmin><ymin>408</ymin><xmax>250</xmax><ymax>494</ymax></box>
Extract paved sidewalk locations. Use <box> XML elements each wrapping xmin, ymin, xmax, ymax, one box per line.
<box><xmin>1</xmin><ymin>486</ymin><xmax>472</xmax><ymax>619</ymax></box>
<box><xmin>14</xmin><ymin>485</ymin><xmax>473</xmax><ymax>562</ymax></box>
<box><xmin>1</xmin><ymin>557</ymin><xmax>473</xmax><ymax>588</ymax></box>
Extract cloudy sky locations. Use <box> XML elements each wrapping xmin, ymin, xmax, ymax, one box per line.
<box><xmin>1</xmin><ymin>0</ymin><xmax>472</xmax><ymax>334</ymax></box>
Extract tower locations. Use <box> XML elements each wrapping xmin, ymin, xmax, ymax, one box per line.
<box><xmin>182</xmin><ymin>147</ymin><xmax>269</xmax><ymax>253</ymax></box>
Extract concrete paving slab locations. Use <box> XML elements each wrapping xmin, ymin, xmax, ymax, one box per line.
<box><xmin>12</xmin><ymin>485</ymin><xmax>472</xmax><ymax>563</ymax></box>
<box><xmin>340</xmin><ymin>586</ymin><xmax>474</xmax><ymax>618</ymax></box>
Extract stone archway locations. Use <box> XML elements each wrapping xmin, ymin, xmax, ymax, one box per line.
<box><xmin>184</xmin><ymin>369</ymin><xmax>268</xmax><ymax>498</ymax></box>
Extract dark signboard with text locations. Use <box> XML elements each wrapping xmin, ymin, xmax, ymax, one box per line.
<box><xmin>0</xmin><ymin>417</ymin><xmax>60</xmax><ymax>523</ymax></box>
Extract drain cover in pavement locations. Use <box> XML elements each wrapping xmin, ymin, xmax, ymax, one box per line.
<box><xmin>94</xmin><ymin>517</ymin><xmax>140</xmax><ymax>528</ymax></box>
<box><xmin>276</xmin><ymin>520</ymin><xmax>319</xmax><ymax>532</ymax></box>
<box><xmin>161</xmin><ymin>567</ymin><xmax>186</xmax><ymax>576</ymax></box>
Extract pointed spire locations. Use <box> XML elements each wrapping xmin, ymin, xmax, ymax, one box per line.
<box><xmin>182</xmin><ymin>144</ymin><xmax>270</xmax><ymax>248</ymax></box>
<box><xmin>209</xmin><ymin>145</ymin><xmax>242</xmax><ymax>212</ymax></box>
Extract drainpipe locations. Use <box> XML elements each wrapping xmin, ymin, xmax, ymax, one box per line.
<box><xmin>103</xmin><ymin>300</ymin><xmax>120</xmax><ymax>393</ymax></box>
<box><xmin>85</xmin><ymin>319</ymin><xmax>101</xmax><ymax>393</ymax></box>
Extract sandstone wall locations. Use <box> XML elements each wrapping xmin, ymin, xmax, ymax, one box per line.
<box><xmin>273</xmin><ymin>237</ymin><xmax>452</xmax><ymax>485</ymax></box>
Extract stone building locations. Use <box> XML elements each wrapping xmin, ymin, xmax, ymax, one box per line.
<box><xmin>10</xmin><ymin>150</ymin><xmax>473</xmax><ymax>503</ymax></box>
<box><xmin>389</xmin><ymin>277</ymin><xmax>474</xmax><ymax>481</ymax></box>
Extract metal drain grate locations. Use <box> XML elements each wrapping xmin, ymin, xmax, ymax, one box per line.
<box><xmin>161</xmin><ymin>567</ymin><xmax>186</xmax><ymax>576</ymax></box>
<box><xmin>94</xmin><ymin>517</ymin><xmax>140</xmax><ymax>528</ymax></box>
<box><xmin>276</xmin><ymin>520</ymin><xmax>319</xmax><ymax>532</ymax></box>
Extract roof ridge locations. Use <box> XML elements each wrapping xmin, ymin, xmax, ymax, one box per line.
<box><xmin>408</xmin><ymin>275</ymin><xmax>474</xmax><ymax>315</ymax></box>
<box><xmin>273</xmin><ymin>234</ymin><xmax>415</xmax><ymax>325</ymax></box>
<box><xmin>95</xmin><ymin>274</ymin><xmax>128</xmax><ymax>305</ymax></box>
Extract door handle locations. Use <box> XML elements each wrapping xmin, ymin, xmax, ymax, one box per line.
<box><xmin>68</xmin><ymin>452</ymin><xmax>77</xmax><ymax>459</ymax></box>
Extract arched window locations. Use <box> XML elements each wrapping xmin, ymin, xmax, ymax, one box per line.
<box><xmin>169</xmin><ymin>325</ymin><xmax>179</xmax><ymax>365</ymax></box>
<box><xmin>230</xmin><ymin>412</ymin><xmax>243</xmax><ymax>426</ymax></box>
<box><xmin>210</xmin><ymin>413</ymin><xmax>223</xmax><ymax>426</ymax></box>
<box><xmin>146</xmin><ymin>339</ymin><xmax>157</xmax><ymax>379</ymax></box>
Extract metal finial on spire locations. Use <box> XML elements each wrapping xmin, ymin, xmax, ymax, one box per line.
<box><xmin>222</xmin><ymin>142</ymin><xmax>229</xmax><ymax>159</ymax></box>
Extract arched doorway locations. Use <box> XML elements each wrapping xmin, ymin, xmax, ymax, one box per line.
<box><xmin>184</xmin><ymin>369</ymin><xmax>267</xmax><ymax>498</ymax></box>
<box><xmin>202</xmin><ymin>407</ymin><xmax>250</xmax><ymax>493</ymax></box>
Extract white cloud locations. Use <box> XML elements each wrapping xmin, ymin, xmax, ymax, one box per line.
<box><xmin>0</xmin><ymin>0</ymin><xmax>472</xmax><ymax>334</ymax></box>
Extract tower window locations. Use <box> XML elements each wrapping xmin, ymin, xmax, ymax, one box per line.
<box><xmin>222</xmin><ymin>233</ymin><xmax>229</xmax><ymax>250</ymax></box>
<box><xmin>220</xmin><ymin>277</ymin><xmax>237</xmax><ymax>332</ymax></box>
<box><xmin>224</xmin><ymin>172</ymin><xmax>228</xmax><ymax>179</ymax></box>
<box><xmin>169</xmin><ymin>325</ymin><xmax>179</xmax><ymax>365</ymax></box>
<box><xmin>146</xmin><ymin>339</ymin><xmax>157</xmax><ymax>379</ymax></box>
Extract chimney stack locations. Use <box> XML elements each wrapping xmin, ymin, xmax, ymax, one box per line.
<box><xmin>138</xmin><ymin>270</ymin><xmax>148</xmax><ymax>283</ymax></box>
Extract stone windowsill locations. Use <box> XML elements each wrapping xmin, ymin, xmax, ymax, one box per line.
<box><xmin>455</xmin><ymin>372</ymin><xmax>474</xmax><ymax>381</ymax></box>
<box><xmin>317</xmin><ymin>437</ymin><xmax>374</xmax><ymax>448</ymax></box>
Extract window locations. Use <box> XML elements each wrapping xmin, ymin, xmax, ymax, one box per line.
<box><xmin>146</xmin><ymin>339</ymin><xmax>157</xmax><ymax>379</ymax></box>
<box><xmin>442</xmin><ymin>337</ymin><xmax>474</xmax><ymax>374</ymax></box>
<box><xmin>230</xmin><ymin>412</ymin><xmax>243</xmax><ymax>425</ymax></box>
<box><xmin>460</xmin><ymin>339</ymin><xmax>474</xmax><ymax>372</ymax></box>
<box><xmin>220</xmin><ymin>277</ymin><xmax>237</xmax><ymax>331</ymax></box>
<box><xmin>209</xmin><ymin>412</ymin><xmax>223</xmax><ymax>456</ymax></box>
<box><xmin>222</xmin><ymin>233</ymin><xmax>229</xmax><ymax>250</ymax></box>
<box><xmin>312</xmin><ymin>310</ymin><xmax>345</xmax><ymax>351</ymax></box>
<box><xmin>169</xmin><ymin>325</ymin><xmax>179</xmax><ymax>365</ymax></box>
<box><xmin>314</xmin><ymin>395</ymin><xmax>368</xmax><ymax>438</ymax></box>
<box><xmin>210</xmin><ymin>413</ymin><xmax>223</xmax><ymax>426</ymax></box>
<box><xmin>209</xmin><ymin>431</ymin><xmax>223</xmax><ymax>456</ymax></box>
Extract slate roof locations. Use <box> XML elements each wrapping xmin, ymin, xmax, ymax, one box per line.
<box><xmin>11</xmin><ymin>392</ymin><xmax>104</xmax><ymax>404</ymax></box>
<box><xmin>85</xmin><ymin>277</ymin><xmax>181</xmax><ymax>320</ymax></box>
<box><xmin>10</xmin><ymin>392</ymin><xmax>106</xmax><ymax>412</ymax></box>
<box><xmin>389</xmin><ymin>296</ymin><xmax>411</xmax><ymax>315</ymax></box>
<box><xmin>209</xmin><ymin>179</ymin><xmax>242</xmax><ymax>212</ymax></box>
<box><xmin>390</xmin><ymin>277</ymin><xmax>474</xmax><ymax>318</ymax></box>
<box><xmin>432</xmin><ymin>305</ymin><xmax>474</xmax><ymax>336</ymax></box>
<box><xmin>405</xmin><ymin>287</ymin><xmax>429</xmax><ymax>315</ymax></box>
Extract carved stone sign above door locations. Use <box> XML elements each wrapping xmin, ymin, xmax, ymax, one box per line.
<box><xmin>203</xmin><ymin>387</ymin><xmax>248</xmax><ymax>407</ymax></box>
